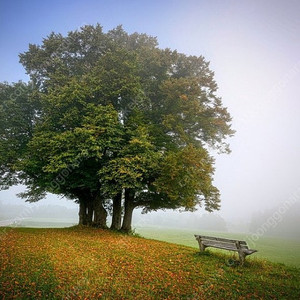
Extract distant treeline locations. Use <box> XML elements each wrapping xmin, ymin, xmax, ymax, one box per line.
<box><xmin>132</xmin><ymin>210</ymin><xmax>228</xmax><ymax>232</ymax></box>
<box><xmin>0</xmin><ymin>202</ymin><xmax>77</xmax><ymax>220</ymax></box>
<box><xmin>249</xmin><ymin>202</ymin><xmax>300</xmax><ymax>239</ymax></box>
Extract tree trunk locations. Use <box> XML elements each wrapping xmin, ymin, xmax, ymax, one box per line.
<box><xmin>111</xmin><ymin>192</ymin><xmax>122</xmax><ymax>230</ymax></box>
<box><xmin>93</xmin><ymin>194</ymin><xmax>108</xmax><ymax>229</ymax></box>
<box><xmin>78</xmin><ymin>199</ymin><xmax>88</xmax><ymax>225</ymax></box>
<box><xmin>121</xmin><ymin>189</ymin><xmax>135</xmax><ymax>233</ymax></box>
<box><xmin>87</xmin><ymin>200</ymin><xmax>94</xmax><ymax>226</ymax></box>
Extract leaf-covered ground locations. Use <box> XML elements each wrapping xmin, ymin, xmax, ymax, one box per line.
<box><xmin>0</xmin><ymin>227</ymin><xmax>299</xmax><ymax>299</ymax></box>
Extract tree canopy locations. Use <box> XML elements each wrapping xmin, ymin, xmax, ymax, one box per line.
<box><xmin>0</xmin><ymin>24</ymin><xmax>234</xmax><ymax>232</ymax></box>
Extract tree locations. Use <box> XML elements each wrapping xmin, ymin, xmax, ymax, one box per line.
<box><xmin>0</xmin><ymin>82</ymin><xmax>36</xmax><ymax>188</ymax></box>
<box><xmin>0</xmin><ymin>24</ymin><xmax>234</xmax><ymax>232</ymax></box>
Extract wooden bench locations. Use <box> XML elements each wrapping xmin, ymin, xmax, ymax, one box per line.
<box><xmin>194</xmin><ymin>235</ymin><xmax>257</xmax><ymax>265</ymax></box>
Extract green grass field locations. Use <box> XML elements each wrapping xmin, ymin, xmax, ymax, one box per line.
<box><xmin>0</xmin><ymin>227</ymin><xmax>299</xmax><ymax>299</ymax></box>
<box><xmin>135</xmin><ymin>226</ymin><xmax>300</xmax><ymax>268</ymax></box>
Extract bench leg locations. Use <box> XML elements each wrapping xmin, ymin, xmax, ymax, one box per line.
<box><xmin>238</xmin><ymin>251</ymin><xmax>246</xmax><ymax>265</ymax></box>
<box><xmin>199</xmin><ymin>241</ymin><xmax>206</xmax><ymax>252</ymax></box>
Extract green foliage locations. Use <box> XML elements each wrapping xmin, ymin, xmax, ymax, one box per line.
<box><xmin>100</xmin><ymin>115</ymin><xmax>161</xmax><ymax>196</ymax></box>
<box><xmin>1</xmin><ymin>24</ymin><xmax>235</xmax><ymax>219</ymax></box>
<box><xmin>0</xmin><ymin>82</ymin><xmax>36</xmax><ymax>189</ymax></box>
<box><xmin>153</xmin><ymin>144</ymin><xmax>220</xmax><ymax>211</ymax></box>
<box><xmin>20</xmin><ymin>103</ymin><xmax>123</xmax><ymax>201</ymax></box>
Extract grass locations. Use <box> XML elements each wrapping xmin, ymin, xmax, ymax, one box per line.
<box><xmin>8</xmin><ymin>219</ymin><xmax>300</xmax><ymax>267</ymax></box>
<box><xmin>0</xmin><ymin>227</ymin><xmax>299</xmax><ymax>299</ymax></box>
<box><xmin>135</xmin><ymin>226</ymin><xmax>300</xmax><ymax>268</ymax></box>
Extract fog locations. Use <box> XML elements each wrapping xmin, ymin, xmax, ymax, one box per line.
<box><xmin>1</xmin><ymin>186</ymin><xmax>299</xmax><ymax>239</ymax></box>
<box><xmin>0</xmin><ymin>0</ymin><xmax>300</xmax><ymax>238</ymax></box>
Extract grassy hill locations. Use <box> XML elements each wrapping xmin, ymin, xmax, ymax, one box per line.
<box><xmin>0</xmin><ymin>227</ymin><xmax>299</xmax><ymax>299</ymax></box>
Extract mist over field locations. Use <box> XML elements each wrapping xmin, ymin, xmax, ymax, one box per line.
<box><xmin>1</xmin><ymin>191</ymin><xmax>299</xmax><ymax>240</ymax></box>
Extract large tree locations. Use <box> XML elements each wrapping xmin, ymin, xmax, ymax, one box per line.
<box><xmin>0</xmin><ymin>24</ymin><xmax>234</xmax><ymax>232</ymax></box>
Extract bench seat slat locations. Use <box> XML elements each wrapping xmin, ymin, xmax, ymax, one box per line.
<box><xmin>201</xmin><ymin>240</ymin><xmax>237</xmax><ymax>248</ymax></box>
<box><xmin>243</xmin><ymin>249</ymin><xmax>257</xmax><ymax>255</ymax></box>
<box><xmin>201</xmin><ymin>239</ymin><xmax>249</xmax><ymax>250</ymax></box>
<box><xmin>195</xmin><ymin>235</ymin><xmax>247</xmax><ymax>245</ymax></box>
<box><xmin>202</xmin><ymin>242</ymin><xmax>256</xmax><ymax>253</ymax></box>
<box><xmin>202</xmin><ymin>242</ymin><xmax>238</xmax><ymax>251</ymax></box>
<box><xmin>201</xmin><ymin>239</ymin><xmax>237</xmax><ymax>246</ymax></box>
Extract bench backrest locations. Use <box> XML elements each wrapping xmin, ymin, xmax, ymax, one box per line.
<box><xmin>194</xmin><ymin>235</ymin><xmax>249</xmax><ymax>251</ymax></box>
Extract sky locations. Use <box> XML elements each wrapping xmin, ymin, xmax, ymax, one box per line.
<box><xmin>0</xmin><ymin>0</ymin><xmax>300</xmax><ymax>223</ymax></box>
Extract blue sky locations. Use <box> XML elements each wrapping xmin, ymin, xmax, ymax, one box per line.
<box><xmin>1</xmin><ymin>0</ymin><xmax>300</xmax><ymax>222</ymax></box>
<box><xmin>0</xmin><ymin>0</ymin><xmax>225</xmax><ymax>82</ymax></box>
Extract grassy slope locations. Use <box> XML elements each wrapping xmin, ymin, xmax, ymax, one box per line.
<box><xmin>0</xmin><ymin>227</ymin><xmax>299</xmax><ymax>300</ymax></box>
<box><xmin>9</xmin><ymin>219</ymin><xmax>300</xmax><ymax>267</ymax></box>
<box><xmin>136</xmin><ymin>226</ymin><xmax>300</xmax><ymax>268</ymax></box>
